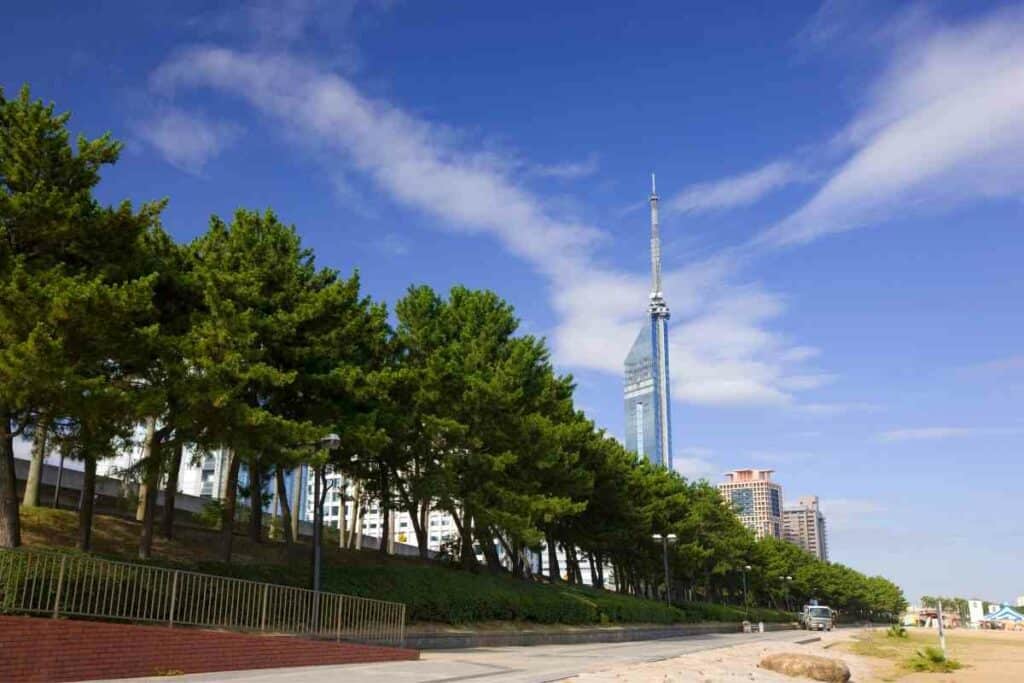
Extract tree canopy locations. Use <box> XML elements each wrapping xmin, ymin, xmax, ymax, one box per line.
<box><xmin>0</xmin><ymin>86</ymin><xmax>905</xmax><ymax>618</ymax></box>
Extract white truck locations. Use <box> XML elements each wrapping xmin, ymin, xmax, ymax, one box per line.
<box><xmin>800</xmin><ymin>605</ymin><xmax>835</xmax><ymax>631</ymax></box>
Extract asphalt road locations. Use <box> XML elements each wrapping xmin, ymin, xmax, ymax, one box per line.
<box><xmin>112</xmin><ymin>630</ymin><xmax>816</xmax><ymax>683</ymax></box>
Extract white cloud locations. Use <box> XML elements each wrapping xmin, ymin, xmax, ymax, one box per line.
<box><xmin>372</xmin><ymin>232</ymin><xmax>410</xmax><ymax>256</ymax></box>
<box><xmin>135</xmin><ymin>107</ymin><xmax>242</xmax><ymax>174</ymax></box>
<box><xmin>762</xmin><ymin>7</ymin><xmax>1024</xmax><ymax>246</ymax></box>
<box><xmin>959</xmin><ymin>355</ymin><xmax>1024</xmax><ymax>377</ymax></box>
<box><xmin>673</xmin><ymin>447</ymin><xmax>718</xmax><ymax>480</ymax></box>
<box><xmin>152</xmin><ymin>47</ymin><xmax>826</xmax><ymax>407</ymax></box>
<box><xmin>531</xmin><ymin>156</ymin><xmax>599</xmax><ymax>180</ymax></box>
<box><xmin>817</xmin><ymin>497</ymin><xmax>886</xmax><ymax>532</ymax></box>
<box><xmin>749</xmin><ymin>450</ymin><xmax>818</xmax><ymax>464</ymax></box>
<box><xmin>667</xmin><ymin>161</ymin><xmax>809</xmax><ymax>214</ymax></box>
<box><xmin>796</xmin><ymin>401</ymin><xmax>877</xmax><ymax>415</ymax></box>
<box><xmin>879</xmin><ymin>426</ymin><xmax>1022</xmax><ymax>442</ymax></box>
<box><xmin>154</xmin><ymin>48</ymin><xmax>600</xmax><ymax>276</ymax></box>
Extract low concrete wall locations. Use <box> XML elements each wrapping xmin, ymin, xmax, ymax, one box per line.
<box><xmin>406</xmin><ymin>621</ymin><xmax>796</xmax><ymax>650</ymax></box>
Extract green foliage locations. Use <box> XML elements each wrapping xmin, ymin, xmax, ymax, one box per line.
<box><xmin>195</xmin><ymin>500</ymin><xmax>225</xmax><ymax>529</ymax></box>
<box><xmin>0</xmin><ymin>84</ymin><xmax>907</xmax><ymax>624</ymax></box>
<box><xmin>887</xmin><ymin>624</ymin><xmax>908</xmax><ymax>639</ymax></box>
<box><xmin>315</xmin><ymin>563</ymin><xmax>742</xmax><ymax>625</ymax></box>
<box><xmin>909</xmin><ymin>646</ymin><xmax>961</xmax><ymax>673</ymax></box>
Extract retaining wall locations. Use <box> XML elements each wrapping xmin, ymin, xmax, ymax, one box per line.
<box><xmin>0</xmin><ymin>615</ymin><xmax>418</xmax><ymax>682</ymax></box>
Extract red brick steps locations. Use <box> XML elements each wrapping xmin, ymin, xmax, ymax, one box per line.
<box><xmin>0</xmin><ymin>615</ymin><xmax>419</xmax><ymax>682</ymax></box>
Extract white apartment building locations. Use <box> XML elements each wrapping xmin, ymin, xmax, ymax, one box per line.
<box><xmin>782</xmin><ymin>495</ymin><xmax>829</xmax><ymax>561</ymax></box>
<box><xmin>297</xmin><ymin>467</ymin><xmax>460</xmax><ymax>553</ymax></box>
<box><xmin>717</xmin><ymin>469</ymin><xmax>783</xmax><ymax>539</ymax></box>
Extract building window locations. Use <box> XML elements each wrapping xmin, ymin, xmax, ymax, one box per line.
<box><xmin>731</xmin><ymin>488</ymin><xmax>754</xmax><ymax>516</ymax></box>
<box><xmin>769</xmin><ymin>489</ymin><xmax>781</xmax><ymax>517</ymax></box>
<box><xmin>634</xmin><ymin>402</ymin><xmax>645</xmax><ymax>456</ymax></box>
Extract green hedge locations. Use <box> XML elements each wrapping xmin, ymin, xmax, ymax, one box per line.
<box><xmin>315</xmin><ymin>563</ymin><xmax>791</xmax><ymax>625</ymax></box>
<box><xmin>316</xmin><ymin>564</ymin><xmax>686</xmax><ymax>624</ymax></box>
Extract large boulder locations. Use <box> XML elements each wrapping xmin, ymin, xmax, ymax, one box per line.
<box><xmin>759</xmin><ymin>652</ymin><xmax>851</xmax><ymax>682</ymax></box>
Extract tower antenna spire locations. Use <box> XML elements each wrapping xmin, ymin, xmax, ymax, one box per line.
<box><xmin>649</xmin><ymin>172</ymin><xmax>662</xmax><ymax>300</ymax></box>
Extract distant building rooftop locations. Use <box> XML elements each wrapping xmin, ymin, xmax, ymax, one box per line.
<box><xmin>721</xmin><ymin>469</ymin><xmax>775</xmax><ymax>483</ymax></box>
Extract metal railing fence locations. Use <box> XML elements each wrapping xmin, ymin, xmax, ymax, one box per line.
<box><xmin>0</xmin><ymin>549</ymin><xmax>406</xmax><ymax>646</ymax></box>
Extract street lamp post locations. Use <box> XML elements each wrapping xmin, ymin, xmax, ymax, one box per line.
<box><xmin>779</xmin><ymin>575</ymin><xmax>793</xmax><ymax>612</ymax></box>
<box><xmin>310</xmin><ymin>433</ymin><xmax>341</xmax><ymax>594</ymax></box>
<box><xmin>651</xmin><ymin>533</ymin><xmax>678</xmax><ymax>605</ymax></box>
<box><xmin>742</xmin><ymin>564</ymin><xmax>752</xmax><ymax>615</ymax></box>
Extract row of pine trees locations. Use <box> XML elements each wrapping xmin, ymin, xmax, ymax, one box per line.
<box><xmin>0</xmin><ymin>85</ymin><xmax>905</xmax><ymax>617</ymax></box>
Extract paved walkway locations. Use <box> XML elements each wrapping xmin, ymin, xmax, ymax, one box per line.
<box><xmin>110</xmin><ymin>630</ymin><xmax>814</xmax><ymax>683</ymax></box>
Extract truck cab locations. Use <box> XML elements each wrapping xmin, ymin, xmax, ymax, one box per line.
<box><xmin>801</xmin><ymin>605</ymin><xmax>834</xmax><ymax>631</ymax></box>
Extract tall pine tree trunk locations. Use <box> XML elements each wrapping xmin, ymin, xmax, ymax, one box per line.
<box><xmin>452</xmin><ymin>510</ymin><xmax>476</xmax><ymax>571</ymax></box>
<box><xmin>135</xmin><ymin>417</ymin><xmax>157</xmax><ymax>522</ymax></box>
<box><xmin>22</xmin><ymin>418</ymin><xmax>49</xmax><ymax>507</ymax></box>
<box><xmin>348</xmin><ymin>483</ymin><xmax>363</xmax><ymax>549</ymax></box>
<box><xmin>378</xmin><ymin>505</ymin><xmax>390</xmax><ymax>555</ymax></box>
<box><xmin>220</xmin><ymin>450</ymin><xmax>240</xmax><ymax>563</ymax></box>
<box><xmin>78</xmin><ymin>456</ymin><xmax>97</xmax><ymax>551</ymax></box>
<box><xmin>138</xmin><ymin>424</ymin><xmax>163</xmax><ymax>559</ymax></box>
<box><xmin>405</xmin><ymin>500</ymin><xmax>429</xmax><ymax>559</ymax></box>
<box><xmin>160</xmin><ymin>440</ymin><xmax>183</xmax><ymax>539</ymax></box>
<box><xmin>275</xmin><ymin>467</ymin><xmax>294</xmax><ymax>544</ymax></box>
<box><xmin>138</xmin><ymin>468</ymin><xmax>159</xmax><ymax>559</ymax></box>
<box><xmin>290</xmin><ymin>465</ymin><xmax>302</xmax><ymax>541</ymax></box>
<box><xmin>479</xmin><ymin>524</ymin><xmax>502</xmax><ymax>573</ymax></box>
<box><xmin>0</xmin><ymin>407</ymin><xmax>21</xmax><ymax>548</ymax></box>
<box><xmin>546</xmin><ymin>533</ymin><xmax>561</xmax><ymax>583</ymax></box>
<box><xmin>248</xmin><ymin>459</ymin><xmax>263</xmax><ymax>543</ymax></box>
<box><xmin>565</xmin><ymin>546</ymin><xmax>578</xmax><ymax>585</ymax></box>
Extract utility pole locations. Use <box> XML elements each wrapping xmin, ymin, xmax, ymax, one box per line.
<box><xmin>937</xmin><ymin>601</ymin><xmax>947</xmax><ymax>656</ymax></box>
<box><xmin>742</xmin><ymin>564</ymin><xmax>752</xmax><ymax>616</ymax></box>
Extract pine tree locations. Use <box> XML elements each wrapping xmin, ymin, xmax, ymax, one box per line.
<box><xmin>0</xmin><ymin>85</ymin><xmax>161</xmax><ymax>548</ymax></box>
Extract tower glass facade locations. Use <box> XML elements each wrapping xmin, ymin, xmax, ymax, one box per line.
<box><xmin>623</xmin><ymin>176</ymin><xmax>673</xmax><ymax>469</ymax></box>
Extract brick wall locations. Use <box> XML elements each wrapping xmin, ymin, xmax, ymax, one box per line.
<box><xmin>0</xmin><ymin>615</ymin><xmax>418</xmax><ymax>682</ymax></box>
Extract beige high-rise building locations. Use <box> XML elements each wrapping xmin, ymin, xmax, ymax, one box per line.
<box><xmin>717</xmin><ymin>469</ymin><xmax>783</xmax><ymax>539</ymax></box>
<box><xmin>783</xmin><ymin>496</ymin><xmax>829</xmax><ymax>561</ymax></box>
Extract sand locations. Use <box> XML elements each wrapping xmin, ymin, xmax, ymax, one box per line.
<box><xmin>568</xmin><ymin>630</ymin><xmax>879</xmax><ymax>682</ymax></box>
<box><xmin>567</xmin><ymin>628</ymin><xmax>1024</xmax><ymax>682</ymax></box>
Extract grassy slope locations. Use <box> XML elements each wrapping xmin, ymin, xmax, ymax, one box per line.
<box><xmin>18</xmin><ymin>507</ymin><xmax>789</xmax><ymax>626</ymax></box>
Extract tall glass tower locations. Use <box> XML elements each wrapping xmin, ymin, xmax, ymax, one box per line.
<box><xmin>624</xmin><ymin>175</ymin><xmax>673</xmax><ymax>469</ymax></box>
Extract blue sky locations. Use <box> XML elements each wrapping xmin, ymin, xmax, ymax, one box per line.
<box><xmin>4</xmin><ymin>0</ymin><xmax>1023</xmax><ymax>603</ymax></box>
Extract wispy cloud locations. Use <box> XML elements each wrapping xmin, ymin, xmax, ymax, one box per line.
<box><xmin>749</xmin><ymin>449</ymin><xmax>818</xmax><ymax>464</ymax></box>
<box><xmin>673</xmin><ymin>447</ymin><xmax>718</xmax><ymax>480</ymax></box>
<box><xmin>667</xmin><ymin>161</ymin><xmax>810</xmax><ymax>214</ymax></box>
<box><xmin>530</xmin><ymin>155</ymin><xmax>599</xmax><ymax>180</ymax></box>
<box><xmin>153</xmin><ymin>47</ymin><xmax>828</xmax><ymax>408</ymax></box>
<box><xmin>959</xmin><ymin>355</ymin><xmax>1024</xmax><ymax>377</ymax></box>
<box><xmin>797</xmin><ymin>401</ymin><xmax>877</xmax><ymax>416</ymax></box>
<box><xmin>372</xmin><ymin>232</ymin><xmax>410</xmax><ymax>256</ymax></box>
<box><xmin>154</xmin><ymin>48</ymin><xmax>601</xmax><ymax>275</ymax></box>
<box><xmin>819</xmin><ymin>497</ymin><xmax>886</xmax><ymax>532</ymax></box>
<box><xmin>134</xmin><ymin>107</ymin><xmax>242</xmax><ymax>174</ymax></box>
<box><xmin>762</xmin><ymin>6</ymin><xmax>1024</xmax><ymax>246</ymax></box>
<box><xmin>879</xmin><ymin>426</ymin><xmax>1021</xmax><ymax>442</ymax></box>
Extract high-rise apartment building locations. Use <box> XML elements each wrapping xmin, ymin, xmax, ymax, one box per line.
<box><xmin>624</xmin><ymin>175</ymin><xmax>673</xmax><ymax>469</ymax></box>
<box><xmin>783</xmin><ymin>496</ymin><xmax>829</xmax><ymax>561</ymax></box>
<box><xmin>717</xmin><ymin>469</ymin><xmax>783</xmax><ymax>539</ymax></box>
